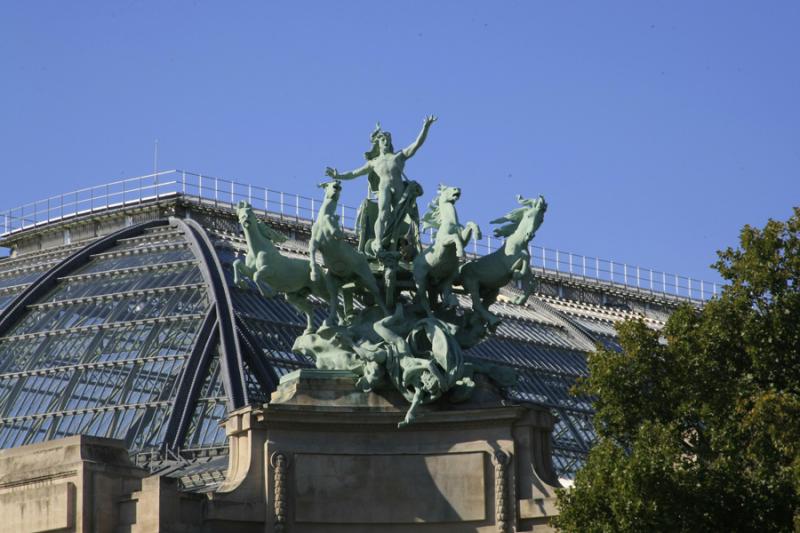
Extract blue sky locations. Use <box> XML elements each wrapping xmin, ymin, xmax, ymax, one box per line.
<box><xmin>1</xmin><ymin>1</ymin><xmax>798</xmax><ymax>284</ymax></box>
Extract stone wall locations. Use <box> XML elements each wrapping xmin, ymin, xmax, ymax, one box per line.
<box><xmin>0</xmin><ymin>372</ymin><xmax>562</xmax><ymax>532</ymax></box>
<box><xmin>0</xmin><ymin>436</ymin><xmax>146</xmax><ymax>533</ymax></box>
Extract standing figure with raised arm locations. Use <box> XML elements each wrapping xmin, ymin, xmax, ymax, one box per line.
<box><xmin>326</xmin><ymin>115</ymin><xmax>437</xmax><ymax>255</ymax></box>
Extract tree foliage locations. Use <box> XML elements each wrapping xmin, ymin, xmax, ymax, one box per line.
<box><xmin>555</xmin><ymin>208</ymin><xmax>800</xmax><ymax>532</ymax></box>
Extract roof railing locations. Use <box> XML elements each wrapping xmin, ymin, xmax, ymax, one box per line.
<box><xmin>0</xmin><ymin>169</ymin><xmax>720</xmax><ymax>302</ymax></box>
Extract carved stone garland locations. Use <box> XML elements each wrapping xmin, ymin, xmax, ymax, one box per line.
<box><xmin>271</xmin><ymin>452</ymin><xmax>289</xmax><ymax>532</ymax></box>
<box><xmin>493</xmin><ymin>450</ymin><xmax>512</xmax><ymax>533</ymax></box>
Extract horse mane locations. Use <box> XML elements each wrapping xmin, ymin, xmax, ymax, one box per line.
<box><xmin>420</xmin><ymin>185</ymin><xmax>446</xmax><ymax>231</ymax></box>
<box><xmin>256</xmin><ymin>218</ymin><xmax>288</xmax><ymax>244</ymax></box>
<box><xmin>490</xmin><ymin>195</ymin><xmax>539</xmax><ymax>238</ymax></box>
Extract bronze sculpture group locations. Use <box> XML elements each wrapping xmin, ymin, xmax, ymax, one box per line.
<box><xmin>233</xmin><ymin>117</ymin><xmax>547</xmax><ymax>427</ymax></box>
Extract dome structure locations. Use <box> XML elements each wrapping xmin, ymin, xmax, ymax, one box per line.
<box><xmin>0</xmin><ymin>170</ymin><xmax>710</xmax><ymax>487</ymax></box>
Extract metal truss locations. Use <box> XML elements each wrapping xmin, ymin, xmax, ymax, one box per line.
<box><xmin>0</xmin><ymin>197</ymin><xmax>629</xmax><ymax>482</ymax></box>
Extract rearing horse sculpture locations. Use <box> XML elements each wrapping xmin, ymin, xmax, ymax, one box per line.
<box><xmin>458</xmin><ymin>195</ymin><xmax>547</xmax><ymax>328</ymax></box>
<box><xmin>233</xmin><ymin>201</ymin><xmax>328</xmax><ymax>333</ymax></box>
<box><xmin>310</xmin><ymin>180</ymin><xmax>388</xmax><ymax>326</ymax></box>
<box><xmin>413</xmin><ymin>185</ymin><xmax>481</xmax><ymax>315</ymax></box>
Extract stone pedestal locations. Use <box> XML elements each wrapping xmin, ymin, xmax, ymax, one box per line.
<box><xmin>215</xmin><ymin>369</ymin><xmax>562</xmax><ymax>532</ymax></box>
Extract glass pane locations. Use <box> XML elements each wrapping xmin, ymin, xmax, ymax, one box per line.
<box><xmin>79</xmin><ymin>248</ymin><xmax>194</xmax><ymax>274</ymax></box>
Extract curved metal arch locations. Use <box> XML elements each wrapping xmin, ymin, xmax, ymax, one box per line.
<box><xmin>0</xmin><ymin>220</ymin><xmax>166</xmax><ymax>337</ymax></box>
<box><xmin>162</xmin><ymin>306</ymin><xmax>219</xmax><ymax>451</ymax></box>
<box><xmin>170</xmin><ymin>217</ymin><xmax>249</xmax><ymax>409</ymax></box>
<box><xmin>234</xmin><ymin>314</ymin><xmax>280</xmax><ymax>396</ymax></box>
<box><xmin>0</xmin><ymin>215</ymin><xmax>274</xmax><ymax>452</ymax></box>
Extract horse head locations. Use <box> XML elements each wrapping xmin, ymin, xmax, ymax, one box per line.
<box><xmin>422</xmin><ymin>184</ymin><xmax>460</xmax><ymax>232</ymax></box>
<box><xmin>237</xmin><ymin>200</ymin><xmax>256</xmax><ymax>230</ymax></box>
<box><xmin>236</xmin><ymin>201</ymin><xmax>287</xmax><ymax>244</ymax></box>
<box><xmin>491</xmin><ymin>194</ymin><xmax>547</xmax><ymax>245</ymax></box>
<box><xmin>517</xmin><ymin>195</ymin><xmax>547</xmax><ymax>243</ymax></box>
<box><xmin>437</xmin><ymin>184</ymin><xmax>461</xmax><ymax>205</ymax></box>
<box><xmin>318</xmin><ymin>179</ymin><xmax>342</xmax><ymax>202</ymax></box>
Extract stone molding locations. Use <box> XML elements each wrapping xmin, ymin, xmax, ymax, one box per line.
<box><xmin>270</xmin><ymin>451</ymin><xmax>289</xmax><ymax>533</ymax></box>
<box><xmin>215</xmin><ymin>370</ymin><xmax>562</xmax><ymax>532</ymax></box>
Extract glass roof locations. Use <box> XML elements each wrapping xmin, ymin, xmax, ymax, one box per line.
<box><xmin>0</xmin><ymin>211</ymin><xmax>626</xmax><ymax>481</ymax></box>
<box><xmin>0</xmin><ymin>242</ymin><xmax>88</xmax><ymax>314</ymax></box>
<box><xmin>0</xmin><ymin>224</ymin><xmax>212</xmax><ymax>451</ymax></box>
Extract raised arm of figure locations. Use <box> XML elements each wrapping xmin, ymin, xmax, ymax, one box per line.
<box><xmin>402</xmin><ymin>115</ymin><xmax>437</xmax><ymax>159</ymax></box>
<box><xmin>325</xmin><ymin>162</ymin><xmax>371</xmax><ymax>181</ymax></box>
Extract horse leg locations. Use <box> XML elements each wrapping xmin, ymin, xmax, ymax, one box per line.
<box><xmin>286</xmin><ymin>292</ymin><xmax>315</xmax><ymax>334</ymax></box>
<box><xmin>323</xmin><ymin>276</ymin><xmax>340</xmax><ymax>327</ymax></box>
<box><xmin>413</xmin><ymin>261</ymin><xmax>432</xmax><ymax>315</ymax></box>
<box><xmin>512</xmin><ymin>271</ymin><xmax>537</xmax><ymax>305</ymax></box>
<box><xmin>463</xmin><ymin>275</ymin><xmax>501</xmax><ymax>328</ymax></box>
<box><xmin>232</xmin><ymin>258</ymin><xmax>253</xmax><ymax>289</ymax></box>
<box><xmin>341</xmin><ymin>285</ymin><xmax>355</xmax><ymax>324</ymax></box>
<box><xmin>481</xmin><ymin>287</ymin><xmax>502</xmax><ymax>329</ymax></box>
<box><xmin>251</xmin><ymin>252</ymin><xmax>275</xmax><ymax>297</ymax></box>
<box><xmin>429</xmin><ymin>285</ymin><xmax>439</xmax><ymax>312</ymax></box>
<box><xmin>440</xmin><ymin>271</ymin><xmax>459</xmax><ymax>309</ymax></box>
<box><xmin>232</xmin><ymin>258</ymin><xmax>243</xmax><ymax>286</ymax></box>
<box><xmin>481</xmin><ymin>287</ymin><xmax>500</xmax><ymax>308</ymax></box>
<box><xmin>308</xmin><ymin>273</ymin><xmax>330</xmax><ymax>303</ymax></box>
<box><xmin>355</xmin><ymin>262</ymin><xmax>387</xmax><ymax>315</ymax></box>
<box><xmin>252</xmin><ymin>267</ymin><xmax>276</xmax><ymax>298</ymax></box>
<box><xmin>461</xmin><ymin>222</ymin><xmax>481</xmax><ymax>246</ymax></box>
<box><xmin>454</xmin><ymin>235</ymin><xmax>465</xmax><ymax>258</ymax></box>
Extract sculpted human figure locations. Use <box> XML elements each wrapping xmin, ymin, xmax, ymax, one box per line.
<box><xmin>309</xmin><ymin>180</ymin><xmax>388</xmax><ymax>326</ymax></box>
<box><xmin>326</xmin><ymin>116</ymin><xmax>437</xmax><ymax>254</ymax></box>
<box><xmin>266</xmin><ymin>119</ymin><xmax>540</xmax><ymax>429</ymax></box>
<box><xmin>364</xmin><ymin>304</ymin><xmax>456</xmax><ymax>428</ymax></box>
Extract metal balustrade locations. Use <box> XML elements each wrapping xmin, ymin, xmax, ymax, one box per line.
<box><xmin>0</xmin><ymin>169</ymin><xmax>720</xmax><ymax>302</ymax></box>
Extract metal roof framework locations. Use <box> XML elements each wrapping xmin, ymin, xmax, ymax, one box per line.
<box><xmin>0</xmin><ymin>190</ymin><xmax>680</xmax><ymax>481</ymax></box>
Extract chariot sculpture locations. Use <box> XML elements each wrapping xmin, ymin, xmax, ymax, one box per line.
<box><xmin>235</xmin><ymin>116</ymin><xmax>548</xmax><ymax>426</ymax></box>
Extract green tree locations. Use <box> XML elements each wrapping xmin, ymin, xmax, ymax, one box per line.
<box><xmin>555</xmin><ymin>208</ymin><xmax>800</xmax><ymax>532</ymax></box>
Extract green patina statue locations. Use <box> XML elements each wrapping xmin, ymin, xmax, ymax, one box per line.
<box><xmin>309</xmin><ymin>180</ymin><xmax>388</xmax><ymax>326</ymax></box>
<box><xmin>237</xmin><ymin>117</ymin><xmax>548</xmax><ymax>427</ymax></box>
<box><xmin>233</xmin><ymin>201</ymin><xmax>328</xmax><ymax>333</ymax></box>
<box><xmin>292</xmin><ymin>303</ymin><xmax>474</xmax><ymax>428</ymax></box>
<box><xmin>326</xmin><ymin>116</ymin><xmax>436</xmax><ymax>255</ymax></box>
<box><xmin>413</xmin><ymin>184</ymin><xmax>481</xmax><ymax>316</ymax></box>
<box><xmin>459</xmin><ymin>195</ymin><xmax>548</xmax><ymax>328</ymax></box>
